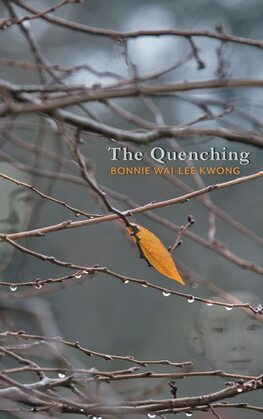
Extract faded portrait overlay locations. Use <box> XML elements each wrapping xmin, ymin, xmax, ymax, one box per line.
<box><xmin>0</xmin><ymin>149</ymin><xmax>62</xmax><ymax>335</ymax></box>
<box><xmin>0</xmin><ymin>162</ymin><xmax>36</xmax><ymax>275</ymax></box>
<box><xmin>189</xmin><ymin>292</ymin><xmax>263</xmax><ymax>376</ymax></box>
<box><xmin>0</xmin><ymin>161</ymin><xmax>37</xmax><ymax>334</ymax></box>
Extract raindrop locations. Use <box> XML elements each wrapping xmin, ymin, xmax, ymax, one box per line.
<box><xmin>237</xmin><ymin>388</ymin><xmax>243</xmax><ymax>393</ymax></box>
<box><xmin>162</xmin><ymin>291</ymin><xmax>171</xmax><ymax>297</ymax></box>
<box><xmin>187</xmin><ymin>296</ymin><xmax>195</xmax><ymax>303</ymax></box>
<box><xmin>206</xmin><ymin>302</ymin><xmax>213</xmax><ymax>306</ymax></box>
<box><xmin>147</xmin><ymin>415</ymin><xmax>156</xmax><ymax>418</ymax></box>
<box><xmin>80</xmin><ymin>409</ymin><xmax>84</xmax><ymax>413</ymax></box>
<box><xmin>142</xmin><ymin>284</ymin><xmax>148</xmax><ymax>288</ymax></box>
<box><xmin>10</xmin><ymin>285</ymin><xmax>17</xmax><ymax>292</ymax></box>
<box><xmin>83</xmin><ymin>270</ymin><xmax>89</xmax><ymax>274</ymax></box>
<box><xmin>225</xmin><ymin>306</ymin><xmax>233</xmax><ymax>311</ymax></box>
<box><xmin>75</xmin><ymin>213</ymin><xmax>80</xmax><ymax>217</ymax></box>
<box><xmin>75</xmin><ymin>274</ymin><xmax>82</xmax><ymax>279</ymax></box>
<box><xmin>186</xmin><ymin>412</ymin><xmax>193</xmax><ymax>417</ymax></box>
<box><xmin>124</xmin><ymin>280</ymin><xmax>130</xmax><ymax>284</ymax></box>
<box><xmin>21</xmin><ymin>20</ymin><xmax>30</xmax><ymax>29</ymax></box>
<box><xmin>35</xmin><ymin>282</ymin><xmax>42</xmax><ymax>289</ymax></box>
<box><xmin>58</xmin><ymin>372</ymin><xmax>66</xmax><ymax>378</ymax></box>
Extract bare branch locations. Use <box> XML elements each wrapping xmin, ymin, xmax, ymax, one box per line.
<box><xmin>11</xmin><ymin>0</ymin><xmax>263</xmax><ymax>49</ymax></box>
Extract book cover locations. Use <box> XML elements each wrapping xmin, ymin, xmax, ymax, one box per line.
<box><xmin>0</xmin><ymin>1</ymin><xmax>262</xmax><ymax>418</ymax></box>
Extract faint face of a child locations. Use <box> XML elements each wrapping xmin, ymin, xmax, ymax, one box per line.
<box><xmin>0</xmin><ymin>163</ymin><xmax>36</xmax><ymax>272</ymax></box>
<box><xmin>198</xmin><ymin>304</ymin><xmax>263</xmax><ymax>375</ymax></box>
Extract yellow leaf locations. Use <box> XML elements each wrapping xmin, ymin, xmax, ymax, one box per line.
<box><xmin>127</xmin><ymin>224</ymin><xmax>185</xmax><ymax>285</ymax></box>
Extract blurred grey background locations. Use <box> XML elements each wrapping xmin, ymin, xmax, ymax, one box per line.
<box><xmin>0</xmin><ymin>0</ymin><xmax>263</xmax><ymax>418</ymax></box>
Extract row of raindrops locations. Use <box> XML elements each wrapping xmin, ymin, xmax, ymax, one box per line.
<box><xmin>8</xmin><ymin>270</ymin><xmax>90</xmax><ymax>292</ymax></box>
<box><xmin>8</xmin><ymin>280</ymin><xmax>234</xmax><ymax>311</ymax></box>
<box><xmin>76</xmin><ymin>416</ymin><xmax>193</xmax><ymax>419</ymax></box>
<box><xmin>123</xmin><ymin>279</ymin><xmax>235</xmax><ymax>309</ymax></box>
<box><xmin>147</xmin><ymin>412</ymin><xmax>193</xmax><ymax>417</ymax></box>
<box><xmin>9</xmin><ymin>273</ymin><xmax>263</xmax><ymax>313</ymax></box>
